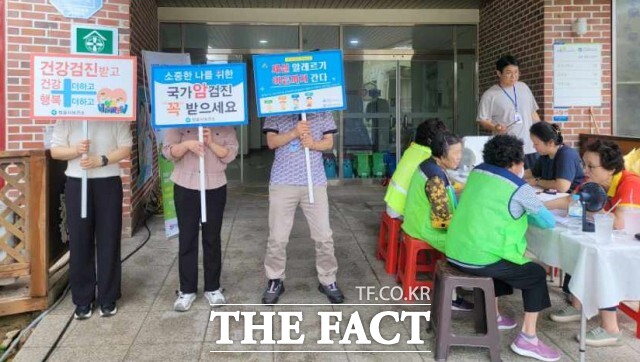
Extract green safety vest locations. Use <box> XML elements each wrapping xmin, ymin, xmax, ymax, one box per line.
<box><xmin>445</xmin><ymin>164</ymin><xmax>529</xmax><ymax>266</ymax></box>
<box><xmin>401</xmin><ymin>161</ymin><xmax>456</xmax><ymax>253</ymax></box>
<box><xmin>384</xmin><ymin>143</ymin><xmax>432</xmax><ymax>217</ymax></box>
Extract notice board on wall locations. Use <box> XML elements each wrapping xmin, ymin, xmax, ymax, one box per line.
<box><xmin>553</xmin><ymin>43</ymin><xmax>602</xmax><ymax>107</ymax></box>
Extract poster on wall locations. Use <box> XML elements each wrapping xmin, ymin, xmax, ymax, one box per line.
<box><xmin>553</xmin><ymin>43</ymin><xmax>602</xmax><ymax>107</ymax></box>
<box><xmin>253</xmin><ymin>49</ymin><xmax>346</xmax><ymax>117</ymax></box>
<box><xmin>136</xmin><ymin>86</ymin><xmax>154</xmax><ymax>189</ymax></box>
<box><xmin>142</xmin><ymin>51</ymin><xmax>191</xmax><ymax>239</ymax></box>
<box><xmin>151</xmin><ymin>63</ymin><xmax>248</xmax><ymax>128</ymax></box>
<box><xmin>30</xmin><ymin>54</ymin><xmax>136</xmax><ymax>120</ymax></box>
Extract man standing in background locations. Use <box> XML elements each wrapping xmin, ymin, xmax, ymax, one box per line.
<box><xmin>477</xmin><ymin>55</ymin><xmax>541</xmax><ymax>169</ymax></box>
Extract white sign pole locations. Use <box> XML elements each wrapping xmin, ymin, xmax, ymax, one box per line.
<box><xmin>301</xmin><ymin>113</ymin><xmax>314</xmax><ymax>204</ymax></box>
<box><xmin>198</xmin><ymin>126</ymin><xmax>207</xmax><ymax>223</ymax></box>
<box><xmin>81</xmin><ymin>120</ymin><xmax>88</xmax><ymax>219</ymax></box>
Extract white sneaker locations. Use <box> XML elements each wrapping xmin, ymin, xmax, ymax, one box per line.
<box><xmin>173</xmin><ymin>291</ymin><xmax>196</xmax><ymax>312</ymax></box>
<box><xmin>204</xmin><ymin>289</ymin><xmax>226</xmax><ymax>307</ymax></box>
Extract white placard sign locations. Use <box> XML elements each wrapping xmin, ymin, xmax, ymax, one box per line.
<box><xmin>553</xmin><ymin>43</ymin><xmax>602</xmax><ymax>107</ymax></box>
<box><xmin>30</xmin><ymin>53</ymin><xmax>136</xmax><ymax>120</ymax></box>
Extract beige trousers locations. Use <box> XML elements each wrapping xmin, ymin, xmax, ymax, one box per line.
<box><xmin>264</xmin><ymin>185</ymin><xmax>338</xmax><ymax>285</ymax></box>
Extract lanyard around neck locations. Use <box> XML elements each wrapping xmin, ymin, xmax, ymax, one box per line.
<box><xmin>499</xmin><ymin>85</ymin><xmax>518</xmax><ymax>111</ymax></box>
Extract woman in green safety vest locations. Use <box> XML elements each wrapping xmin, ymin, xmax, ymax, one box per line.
<box><xmin>445</xmin><ymin>135</ymin><xmax>560</xmax><ymax>362</ymax></box>
<box><xmin>384</xmin><ymin>119</ymin><xmax>447</xmax><ymax>218</ymax></box>
<box><xmin>402</xmin><ymin>131</ymin><xmax>473</xmax><ymax>311</ymax></box>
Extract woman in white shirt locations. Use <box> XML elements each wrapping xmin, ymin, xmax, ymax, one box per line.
<box><xmin>51</xmin><ymin>121</ymin><xmax>132</xmax><ymax>320</ymax></box>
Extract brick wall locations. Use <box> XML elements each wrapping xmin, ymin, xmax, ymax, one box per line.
<box><xmin>479</xmin><ymin>0</ymin><xmax>545</xmax><ymax>106</ymax></box>
<box><xmin>541</xmin><ymin>0</ymin><xmax>612</xmax><ymax>144</ymax></box>
<box><xmin>4</xmin><ymin>0</ymin><xmax>139</xmax><ymax>235</ymax></box>
<box><xmin>129</xmin><ymin>0</ymin><xmax>159</xmax><ymax>233</ymax></box>
<box><xmin>479</xmin><ymin>0</ymin><xmax>612</xmax><ymax>146</ymax></box>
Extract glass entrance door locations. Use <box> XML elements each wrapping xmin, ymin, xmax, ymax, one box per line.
<box><xmin>398</xmin><ymin>58</ymin><xmax>454</xmax><ymax>152</ymax></box>
<box><xmin>342</xmin><ymin>59</ymin><xmax>397</xmax><ymax>179</ymax></box>
<box><xmin>342</xmin><ymin>56</ymin><xmax>454</xmax><ymax>180</ymax></box>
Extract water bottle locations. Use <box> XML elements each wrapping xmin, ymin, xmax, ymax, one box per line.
<box><xmin>567</xmin><ymin>194</ymin><xmax>583</xmax><ymax>231</ymax></box>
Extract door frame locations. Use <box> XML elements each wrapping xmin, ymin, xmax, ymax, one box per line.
<box><xmin>342</xmin><ymin>54</ymin><xmax>456</xmax><ymax>180</ymax></box>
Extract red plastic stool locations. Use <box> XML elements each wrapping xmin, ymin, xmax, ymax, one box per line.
<box><xmin>376</xmin><ymin>211</ymin><xmax>402</xmax><ymax>274</ymax></box>
<box><xmin>396</xmin><ymin>231</ymin><xmax>445</xmax><ymax>301</ymax></box>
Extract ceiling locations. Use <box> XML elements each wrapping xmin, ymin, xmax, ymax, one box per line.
<box><xmin>156</xmin><ymin>0</ymin><xmax>481</xmax><ymax>9</ymax></box>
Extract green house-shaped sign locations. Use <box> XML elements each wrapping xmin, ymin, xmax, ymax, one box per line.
<box><xmin>71</xmin><ymin>25</ymin><xmax>118</xmax><ymax>55</ymax></box>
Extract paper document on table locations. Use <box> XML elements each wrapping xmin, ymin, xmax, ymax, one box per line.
<box><xmin>551</xmin><ymin>209</ymin><xmax>571</xmax><ymax>226</ymax></box>
<box><xmin>535</xmin><ymin>191</ymin><xmax>570</xmax><ymax>202</ymax></box>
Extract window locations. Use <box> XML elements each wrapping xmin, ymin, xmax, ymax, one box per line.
<box><xmin>615</xmin><ymin>0</ymin><xmax>640</xmax><ymax>136</ymax></box>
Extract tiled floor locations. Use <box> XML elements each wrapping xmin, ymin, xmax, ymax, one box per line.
<box><xmin>14</xmin><ymin>185</ymin><xmax>640</xmax><ymax>361</ymax></box>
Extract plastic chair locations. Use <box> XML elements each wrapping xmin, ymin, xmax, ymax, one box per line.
<box><xmin>376</xmin><ymin>211</ymin><xmax>402</xmax><ymax>274</ymax></box>
<box><xmin>396</xmin><ymin>231</ymin><xmax>445</xmax><ymax>301</ymax></box>
<box><xmin>429</xmin><ymin>260</ymin><xmax>501</xmax><ymax>362</ymax></box>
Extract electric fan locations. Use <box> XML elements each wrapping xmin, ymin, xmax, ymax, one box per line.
<box><xmin>578</xmin><ymin>182</ymin><xmax>608</xmax><ymax>232</ymax></box>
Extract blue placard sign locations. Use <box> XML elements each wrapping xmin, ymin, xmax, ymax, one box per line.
<box><xmin>50</xmin><ymin>0</ymin><xmax>103</xmax><ymax>19</ymax></box>
<box><xmin>253</xmin><ymin>50</ymin><xmax>346</xmax><ymax>117</ymax></box>
<box><xmin>151</xmin><ymin>63</ymin><xmax>248</xmax><ymax>128</ymax></box>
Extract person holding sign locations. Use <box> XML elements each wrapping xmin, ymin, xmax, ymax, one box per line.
<box><xmin>51</xmin><ymin>121</ymin><xmax>132</xmax><ymax>319</ymax></box>
<box><xmin>477</xmin><ymin>55</ymin><xmax>541</xmax><ymax>169</ymax></box>
<box><xmin>261</xmin><ymin>111</ymin><xmax>344</xmax><ymax>304</ymax></box>
<box><xmin>163</xmin><ymin>126</ymin><xmax>238</xmax><ymax>312</ymax></box>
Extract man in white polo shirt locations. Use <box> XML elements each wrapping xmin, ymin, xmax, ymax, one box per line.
<box><xmin>477</xmin><ymin>55</ymin><xmax>541</xmax><ymax>169</ymax></box>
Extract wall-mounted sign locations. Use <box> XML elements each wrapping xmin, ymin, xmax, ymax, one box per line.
<box><xmin>71</xmin><ymin>24</ymin><xmax>117</xmax><ymax>55</ymax></box>
<box><xmin>253</xmin><ymin>50</ymin><xmax>346</xmax><ymax>117</ymax></box>
<box><xmin>151</xmin><ymin>63</ymin><xmax>248</xmax><ymax>128</ymax></box>
<box><xmin>30</xmin><ymin>53</ymin><xmax>137</xmax><ymax>120</ymax></box>
<box><xmin>50</xmin><ymin>0</ymin><xmax>103</xmax><ymax>19</ymax></box>
<box><xmin>553</xmin><ymin>43</ymin><xmax>602</xmax><ymax>107</ymax></box>
<box><xmin>552</xmin><ymin>107</ymin><xmax>569</xmax><ymax>122</ymax></box>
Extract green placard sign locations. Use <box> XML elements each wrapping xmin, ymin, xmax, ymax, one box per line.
<box><xmin>71</xmin><ymin>24</ymin><xmax>118</xmax><ymax>55</ymax></box>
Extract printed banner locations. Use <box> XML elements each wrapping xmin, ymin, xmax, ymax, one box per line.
<box><xmin>30</xmin><ymin>54</ymin><xmax>136</xmax><ymax>120</ymax></box>
<box><xmin>151</xmin><ymin>63</ymin><xmax>248</xmax><ymax>128</ymax></box>
<box><xmin>142</xmin><ymin>51</ymin><xmax>192</xmax><ymax>239</ymax></box>
<box><xmin>253</xmin><ymin>50</ymin><xmax>346</xmax><ymax>117</ymax></box>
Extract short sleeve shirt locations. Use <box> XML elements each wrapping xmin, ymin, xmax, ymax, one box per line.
<box><xmin>531</xmin><ymin>145</ymin><xmax>585</xmax><ymax>191</ymax></box>
<box><xmin>263</xmin><ymin>112</ymin><xmax>337</xmax><ymax>186</ymax></box>
<box><xmin>51</xmin><ymin>120</ymin><xmax>132</xmax><ymax>178</ymax></box>
<box><xmin>606</xmin><ymin>170</ymin><xmax>640</xmax><ymax>211</ymax></box>
<box><xmin>477</xmin><ymin>82</ymin><xmax>539</xmax><ymax>154</ymax></box>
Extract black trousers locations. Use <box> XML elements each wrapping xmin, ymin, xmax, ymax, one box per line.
<box><xmin>453</xmin><ymin>259</ymin><xmax>551</xmax><ymax>313</ymax></box>
<box><xmin>65</xmin><ymin>177</ymin><xmax>122</xmax><ymax>306</ymax></box>
<box><xmin>174</xmin><ymin>184</ymin><xmax>226</xmax><ymax>293</ymax></box>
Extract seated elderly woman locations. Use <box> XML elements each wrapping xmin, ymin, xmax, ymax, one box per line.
<box><xmin>402</xmin><ymin>131</ymin><xmax>472</xmax><ymax>311</ymax></box>
<box><xmin>548</xmin><ymin>139</ymin><xmax>640</xmax><ymax>347</ymax></box>
<box><xmin>445</xmin><ymin>135</ymin><xmax>559</xmax><ymax>362</ymax></box>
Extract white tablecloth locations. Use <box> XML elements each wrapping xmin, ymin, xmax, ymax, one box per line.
<box><xmin>527</xmin><ymin>225</ymin><xmax>640</xmax><ymax>318</ymax></box>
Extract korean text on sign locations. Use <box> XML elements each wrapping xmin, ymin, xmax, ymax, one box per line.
<box><xmin>151</xmin><ymin>63</ymin><xmax>248</xmax><ymax>128</ymax></box>
<box><xmin>253</xmin><ymin>50</ymin><xmax>346</xmax><ymax>117</ymax></box>
<box><xmin>30</xmin><ymin>54</ymin><xmax>137</xmax><ymax>121</ymax></box>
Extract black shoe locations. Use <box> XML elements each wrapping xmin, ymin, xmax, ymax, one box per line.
<box><xmin>262</xmin><ymin>279</ymin><xmax>285</xmax><ymax>304</ymax></box>
<box><xmin>74</xmin><ymin>303</ymin><xmax>93</xmax><ymax>320</ymax></box>
<box><xmin>318</xmin><ymin>282</ymin><xmax>344</xmax><ymax>304</ymax></box>
<box><xmin>100</xmin><ymin>302</ymin><xmax>117</xmax><ymax>317</ymax></box>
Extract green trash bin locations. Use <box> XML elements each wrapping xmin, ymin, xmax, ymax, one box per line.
<box><xmin>355</xmin><ymin>153</ymin><xmax>371</xmax><ymax>178</ymax></box>
<box><xmin>372</xmin><ymin>152</ymin><xmax>386</xmax><ymax>177</ymax></box>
